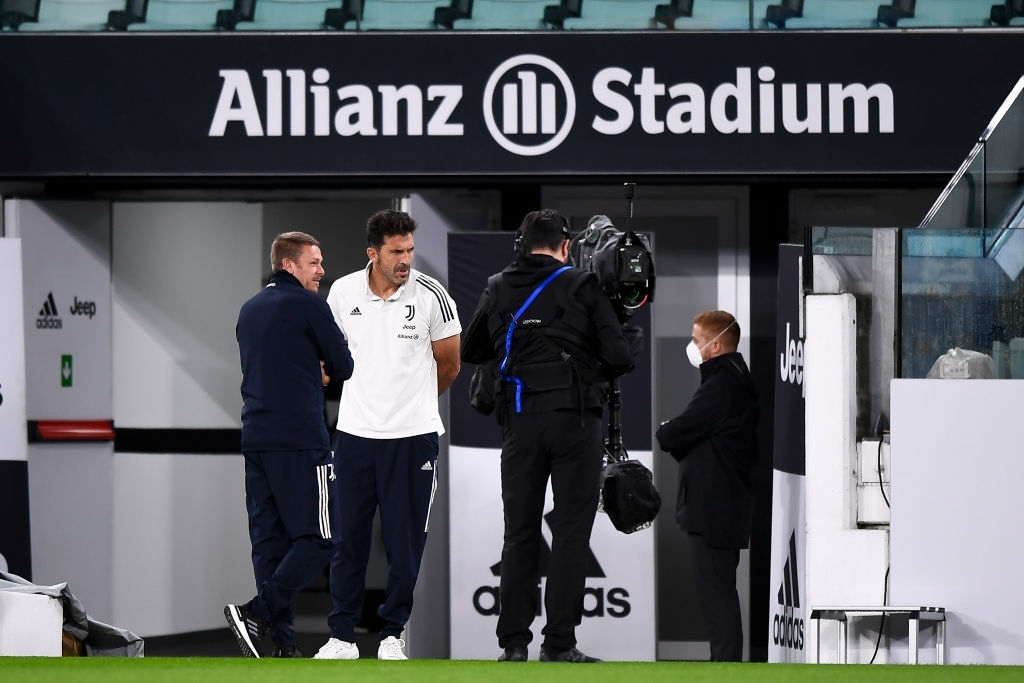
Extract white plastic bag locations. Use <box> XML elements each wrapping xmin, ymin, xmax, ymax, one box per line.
<box><xmin>925</xmin><ymin>347</ymin><xmax>996</xmax><ymax>379</ymax></box>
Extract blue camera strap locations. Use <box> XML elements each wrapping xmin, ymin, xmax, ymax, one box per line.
<box><xmin>500</xmin><ymin>265</ymin><xmax>572</xmax><ymax>414</ymax></box>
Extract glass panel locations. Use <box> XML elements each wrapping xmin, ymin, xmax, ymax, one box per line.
<box><xmin>982</xmin><ymin>81</ymin><xmax>1024</xmax><ymax>249</ymax></box>
<box><xmin>808</xmin><ymin>225</ymin><xmax>874</xmax><ymax>257</ymax></box>
<box><xmin>806</xmin><ymin>225</ymin><xmax>893</xmax><ymax>438</ymax></box>
<box><xmin>808</xmin><ymin>225</ymin><xmax>1024</xmax><ymax>432</ymax></box>
<box><xmin>921</xmin><ymin>75</ymin><xmax>1024</xmax><ymax>247</ymax></box>
<box><xmin>900</xmin><ymin>227</ymin><xmax>1024</xmax><ymax>380</ymax></box>
<box><xmin>918</xmin><ymin>141</ymin><xmax>986</xmax><ymax>230</ymax></box>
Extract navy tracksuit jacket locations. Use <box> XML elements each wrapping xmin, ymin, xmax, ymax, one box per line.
<box><xmin>237</xmin><ymin>270</ymin><xmax>353</xmax><ymax>451</ymax></box>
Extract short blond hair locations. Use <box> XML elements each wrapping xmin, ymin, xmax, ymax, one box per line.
<box><xmin>693</xmin><ymin>310</ymin><xmax>739</xmax><ymax>350</ymax></box>
<box><xmin>270</xmin><ymin>231</ymin><xmax>319</xmax><ymax>271</ymax></box>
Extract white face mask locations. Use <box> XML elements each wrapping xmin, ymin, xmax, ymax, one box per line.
<box><xmin>686</xmin><ymin>320</ymin><xmax>736</xmax><ymax>368</ymax></box>
<box><xmin>685</xmin><ymin>340</ymin><xmax>704</xmax><ymax>368</ymax></box>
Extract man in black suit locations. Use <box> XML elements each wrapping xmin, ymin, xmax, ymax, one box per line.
<box><xmin>656</xmin><ymin>309</ymin><xmax>758</xmax><ymax>662</ymax></box>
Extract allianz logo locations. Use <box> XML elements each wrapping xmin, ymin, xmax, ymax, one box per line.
<box><xmin>209</xmin><ymin>57</ymin><xmax>895</xmax><ymax>157</ymax></box>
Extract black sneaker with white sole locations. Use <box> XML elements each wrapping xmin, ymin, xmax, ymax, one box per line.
<box><xmin>224</xmin><ymin>602</ymin><xmax>267</xmax><ymax>658</ymax></box>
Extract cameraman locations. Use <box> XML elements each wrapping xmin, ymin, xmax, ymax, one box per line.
<box><xmin>461</xmin><ymin>209</ymin><xmax>634</xmax><ymax>664</ymax></box>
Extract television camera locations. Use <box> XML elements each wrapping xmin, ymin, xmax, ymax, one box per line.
<box><xmin>568</xmin><ymin>184</ymin><xmax>660</xmax><ymax>534</ymax></box>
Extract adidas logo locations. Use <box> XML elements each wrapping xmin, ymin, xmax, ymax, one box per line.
<box><xmin>474</xmin><ymin>511</ymin><xmax>631</xmax><ymax>619</ymax></box>
<box><xmin>40</xmin><ymin>292</ymin><xmax>57</xmax><ymax>316</ymax></box>
<box><xmin>349</xmin><ymin>307</ymin><xmax>362</xmax><ymax>316</ymax></box>
<box><xmin>420</xmin><ymin>461</ymin><xmax>433</xmax><ymax>471</ymax></box>
<box><xmin>36</xmin><ymin>292</ymin><xmax>63</xmax><ymax>330</ymax></box>
<box><xmin>772</xmin><ymin>530</ymin><xmax>805</xmax><ymax>650</ymax></box>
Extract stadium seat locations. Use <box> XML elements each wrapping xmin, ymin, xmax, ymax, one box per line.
<box><xmin>451</xmin><ymin>0</ymin><xmax>549</xmax><ymax>29</ymax></box>
<box><xmin>686</xmin><ymin>0</ymin><xmax>759</xmax><ymax>29</ymax></box>
<box><xmin>653</xmin><ymin>0</ymin><xmax>691</xmax><ymax>26</ymax></box>
<box><xmin>106</xmin><ymin>0</ymin><xmax>146</xmax><ymax>27</ymax></box>
<box><xmin>886</xmin><ymin>0</ymin><xmax>990</xmax><ymax>26</ymax></box>
<box><xmin>558</xmin><ymin>0</ymin><xmax>658</xmax><ymax>28</ymax></box>
<box><xmin>217</xmin><ymin>0</ymin><xmax>367</xmax><ymax>28</ymax></box>
<box><xmin>433</xmin><ymin>0</ymin><xmax>471</xmax><ymax>27</ymax></box>
<box><xmin>214</xmin><ymin>0</ymin><xmax>252</xmax><ymax>27</ymax></box>
<box><xmin>233</xmin><ymin>0</ymin><xmax>335</xmax><ymax>28</ymax></box>
<box><xmin>357</xmin><ymin>0</ymin><xmax>437</xmax><ymax>29</ymax></box>
<box><xmin>876</xmin><ymin>0</ymin><xmax>913</xmax><ymax>25</ymax></box>
<box><xmin>0</xmin><ymin>0</ymin><xmax>41</xmax><ymax>28</ymax></box>
<box><xmin>991</xmin><ymin>0</ymin><xmax>1023</xmax><ymax>21</ymax></box>
<box><xmin>782</xmin><ymin>0</ymin><xmax>877</xmax><ymax>27</ymax></box>
<box><xmin>542</xmin><ymin>0</ymin><xmax>580</xmax><ymax>27</ymax></box>
<box><xmin>324</xmin><ymin>0</ymin><xmax>361</xmax><ymax>26</ymax></box>
<box><xmin>765</xmin><ymin>0</ymin><xmax>802</xmax><ymax>25</ymax></box>
<box><xmin>13</xmin><ymin>0</ymin><xmax>124</xmax><ymax>29</ymax></box>
<box><xmin>123</xmin><ymin>0</ymin><xmax>232</xmax><ymax>29</ymax></box>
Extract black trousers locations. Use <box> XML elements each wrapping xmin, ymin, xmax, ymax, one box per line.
<box><xmin>688</xmin><ymin>532</ymin><xmax>743</xmax><ymax>662</ymax></box>
<box><xmin>496</xmin><ymin>409</ymin><xmax>603</xmax><ymax>652</ymax></box>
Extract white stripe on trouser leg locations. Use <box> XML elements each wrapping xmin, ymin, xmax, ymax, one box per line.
<box><xmin>317</xmin><ymin>464</ymin><xmax>331</xmax><ymax>539</ymax></box>
<box><xmin>424</xmin><ymin>463</ymin><xmax>437</xmax><ymax>533</ymax></box>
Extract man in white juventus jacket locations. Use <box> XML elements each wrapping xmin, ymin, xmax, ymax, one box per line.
<box><xmin>315</xmin><ymin>209</ymin><xmax>461</xmax><ymax>661</ymax></box>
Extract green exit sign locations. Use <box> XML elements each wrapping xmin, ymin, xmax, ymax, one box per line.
<box><xmin>61</xmin><ymin>355</ymin><xmax>72</xmax><ymax>387</ymax></box>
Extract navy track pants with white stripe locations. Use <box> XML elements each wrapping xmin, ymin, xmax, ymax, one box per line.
<box><xmin>328</xmin><ymin>431</ymin><xmax>439</xmax><ymax>642</ymax></box>
<box><xmin>244</xmin><ymin>449</ymin><xmax>339</xmax><ymax>647</ymax></box>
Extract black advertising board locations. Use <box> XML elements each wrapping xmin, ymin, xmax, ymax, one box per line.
<box><xmin>0</xmin><ymin>31</ymin><xmax>1021</xmax><ymax>177</ymax></box>
<box><xmin>773</xmin><ymin>244</ymin><xmax>805</xmax><ymax>476</ymax></box>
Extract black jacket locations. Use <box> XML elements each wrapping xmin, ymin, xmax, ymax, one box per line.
<box><xmin>236</xmin><ymin>270</ymin><xmax>354</xmax><ymax>452</ymax></box>
<box><xmin>655</xmin><ymin>352</ymin><xmax>758</xmax><ymax>549</ymax></box>
<box><xmin>461</xmin><ymin>254</ymin><xmax>634</xmax><ymax>416</ymax></box>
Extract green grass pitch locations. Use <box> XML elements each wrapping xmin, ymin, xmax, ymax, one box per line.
<box><xmin>1</xmin><ymin>658</ymin><xmax>1023</xmax><ymax>683</ymax></box>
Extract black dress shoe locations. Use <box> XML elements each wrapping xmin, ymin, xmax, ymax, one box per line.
<box><xmin>498</xmin><ymin>644</ymin><xmax>528</xmax><ymax>661</ymax></box>
<box><xmin>270</xmin><ymin>644</ymin><xmax>303</xmax><ymax>658</ymax></box>
<box><xmin>539</xmin><ymin>646</ymin><xmax>602</xmax><ymax>663</ymax></box>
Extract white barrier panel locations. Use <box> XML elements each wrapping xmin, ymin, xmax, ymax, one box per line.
<box><xmin>0</xmin><ymin>591</ymin><xmax>62</xmax><ymax>656</ymax></box>
<box><xmin>449</xmin><ymin>445</ymin><xmax>656</xmax><ymax>661</ymax></box>
<box><xmin>767</xmin><ymin>470</ymin><xmax>807</xmax><ymax>661</ymax></box>
<box><xmin>891</xmin><ymin>379</ymin><xmax>1024</xmax><ymax>665</ymax></box>
<box><xmin>0</xmin><ymin>239</ymin><xmax>27</xmax><ymax>461</ymax></box>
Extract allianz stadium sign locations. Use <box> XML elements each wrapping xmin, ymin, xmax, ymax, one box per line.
<box><xmin>210</xmin><ymin>60</ymin><xmax>895</xmax><ymax>155</ymax></box>
<box><xmin>0</xmin><ymin>31</ymin><xmax>1021</xmax><ymax>176</ymax></box>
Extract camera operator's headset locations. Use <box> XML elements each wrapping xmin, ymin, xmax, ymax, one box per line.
<box><xmin>513</xmin><ymin>215</ymin><xmax>572</xmax><ymax>256</ymax></box>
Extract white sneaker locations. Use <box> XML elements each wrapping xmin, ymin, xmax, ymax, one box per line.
<box><xmin>377</xmin><ymin>636</ymin><xmax>408</xmax><ymax>660</ymax></box>
<box><xmin>313</xmin><ymin>637</ymin><xmax>359</xmax><ymax>660</ymax></box>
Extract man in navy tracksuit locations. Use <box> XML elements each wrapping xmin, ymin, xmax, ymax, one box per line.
<box><xmin>226</xmin><ymin>231</ymin><xmax>354</xmax><ymax>658</ymax></box>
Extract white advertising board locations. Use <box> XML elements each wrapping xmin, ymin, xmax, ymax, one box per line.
<box><xmin>7</xmin><ymin>200</ymin><xmax>111</xmax><ymax>419</ymax></box>
<box><xmin>449</xmin><ymin>445</ymin><xmax>657</xmax><ymax>661</ymax></box>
